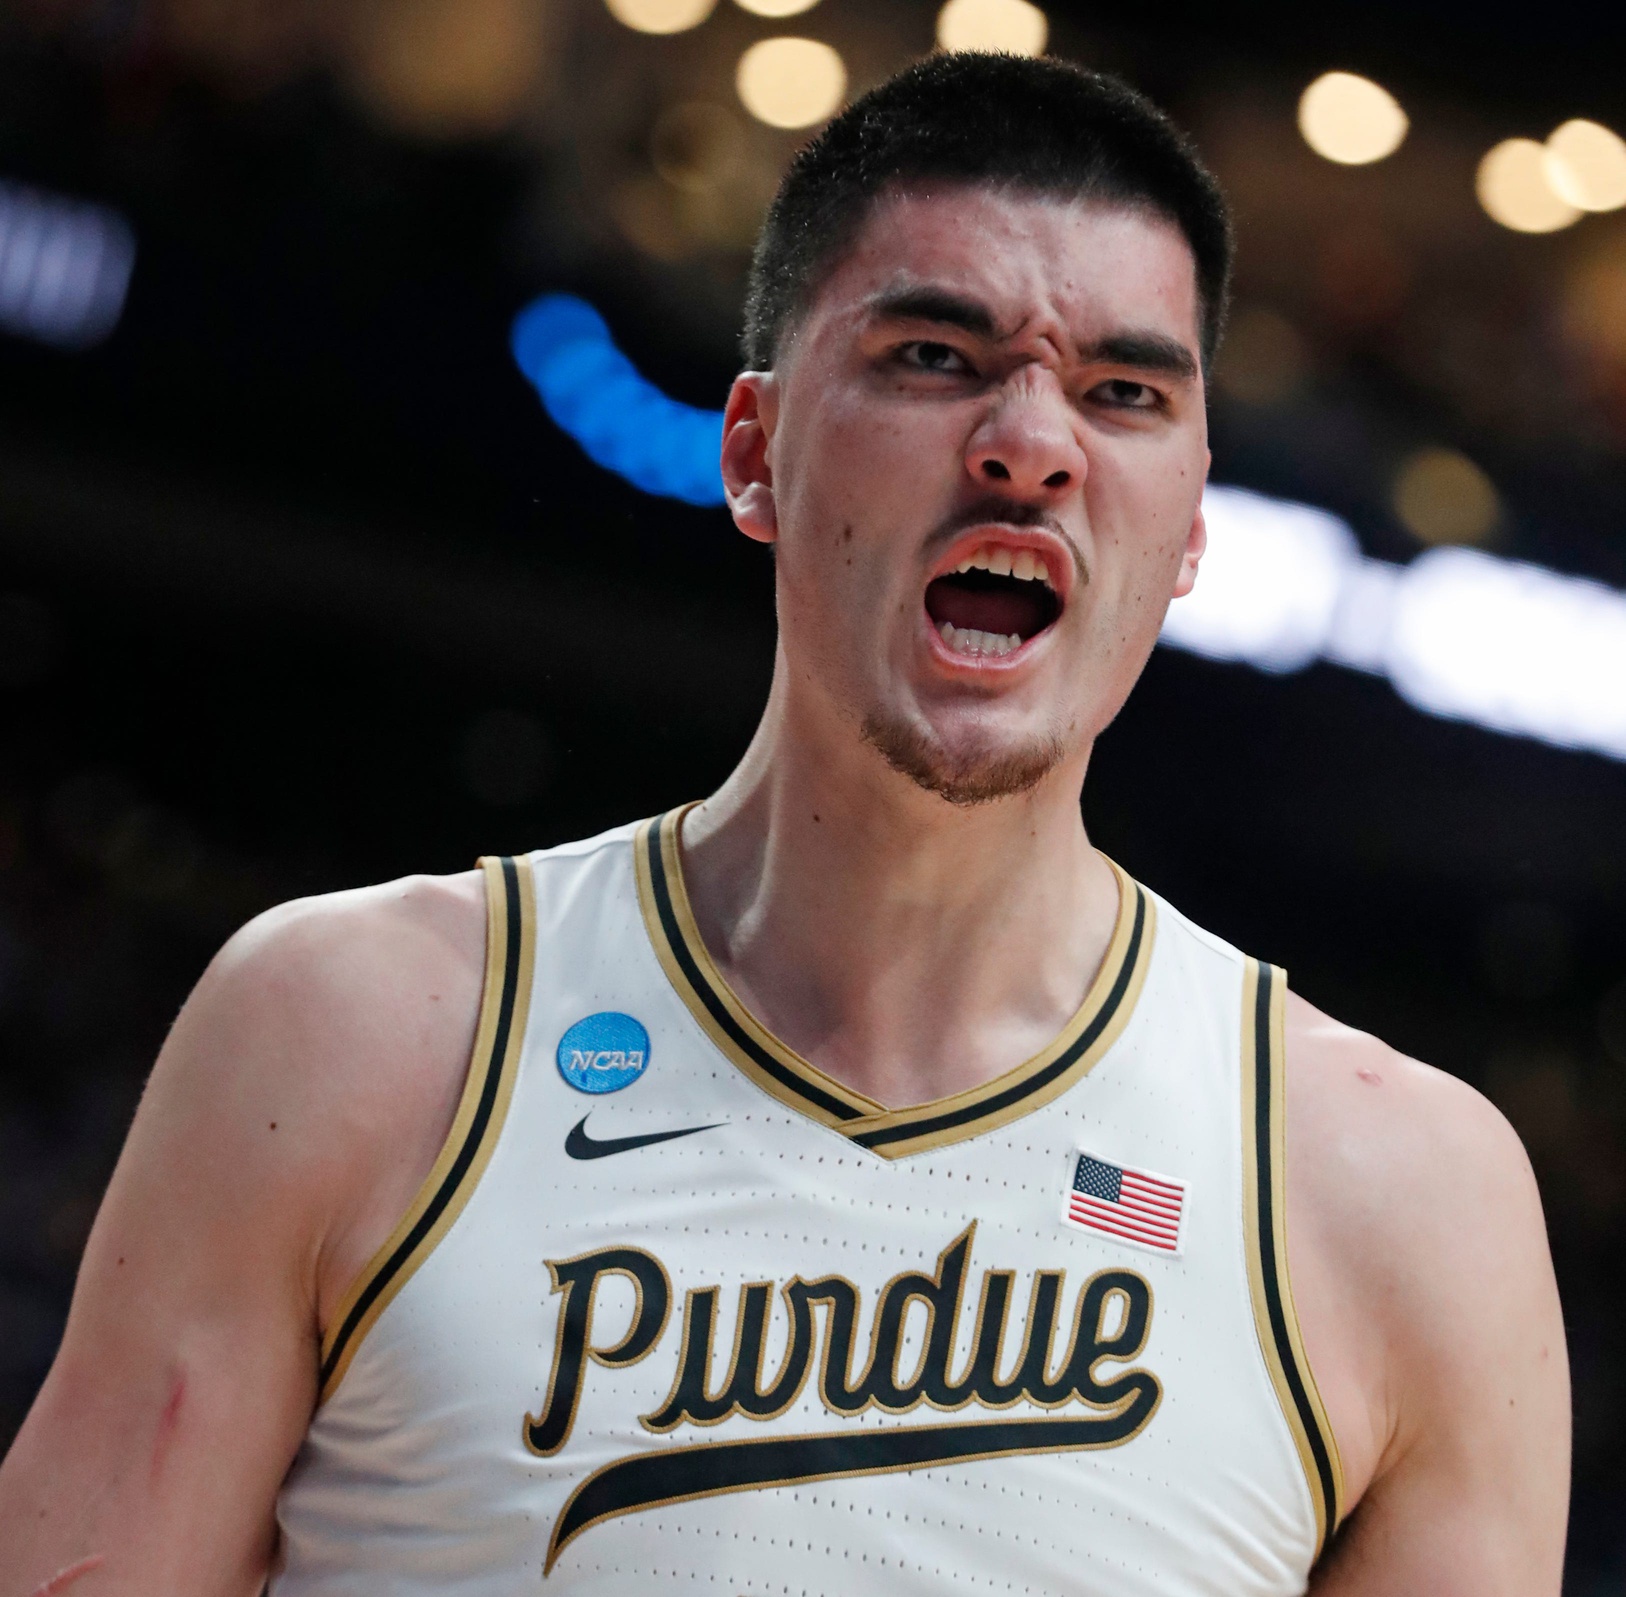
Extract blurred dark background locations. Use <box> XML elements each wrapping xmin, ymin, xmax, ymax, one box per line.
<box><xmin>2</xmin><ymin>0</ymin><xmax>1624</xmax><ymax>1585</ymax></box>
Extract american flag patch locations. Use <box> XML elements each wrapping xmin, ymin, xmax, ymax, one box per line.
<box><xmin>1061</xmin><ymin>1150</ymin><xmax>1187</xmax><ymax>1255</ymax></box>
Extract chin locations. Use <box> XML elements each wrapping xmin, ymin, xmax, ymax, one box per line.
<box><xmin>860</xmin><ymin>709</ymin><xmax>1067</xmax><ymax>807</ymax></box>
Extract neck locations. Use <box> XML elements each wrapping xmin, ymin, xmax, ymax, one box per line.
<box><xmin>680</xmin><ymin>668</ymin><xmax>1121</xmax><ymax>1109</ymax></box>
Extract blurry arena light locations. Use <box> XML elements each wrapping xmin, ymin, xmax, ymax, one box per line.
<box><xmin>511</xmin><ymin>293</ymin><xmax>1626</xmax><ymax>764</ymax></box>
<box><xmin>734</xmin><ymin>0</ymin><xmax>821</xmax><ymax>16</ymax></box>
<box><xmin>0</xmin><ymin>180</ymin><xmax>135</xmax><ymax>350</ymax></box>
<box><xmin>1544</xmin><ymin>120</ymin><xmax>1626</xmax><ymax>213</ymax></box>
<box><xmin>1563</xmin><ymin>255</ymin><xmax>1626</xmax><ymax>367</ymax></box>
<box><xmin>1297</xmin><ymin>72</ymin><xmax>1408</xmax><ymax>166</ymax></box>
<box><xmin>1477</xmin><ymin>139</ymin><xmax>1581</xmax><ymax>233</ymax></box>
<box><xmin>736</xmin><ymin>38</ymin><xmax>846</xmax><ymax>129</ymax></box>
<box><xmin>605</xmin><ymin>0</ymin><xmax>716</xmax><ymax>34</ymax></box>
<box><xmin>651</xmin><ymin>102</ymin><xmax>745</xmax><ymax>192</ymax></box>
<box><xmin>1383</xmin><ymin>550</ymin><xmax>1626</xmax><ymax>755</ymax></box>
<box><xmin>510</xmin><ymin>294</ymin><xmax>725</xmax><ymax>506</ymax></box>
<box><xmin>1164</xmin><ymin>490</ymin><xmax>1355</xmax><ymax>673</ymax></box>
<box><xmin>1391</xmin><ymin>446</ymin><xmax>1500</xmax><ymax>546</ymax></box>
<box><xmin>1168</xmin><ymin>488</ymin><xmax>1626</xmax><ymax>760</ymax></box>
<box><xmin>344</xmin><ymin>0</ymin><xmax>541</xmax><ymax>135</ymax></box>
<box><xmin>935</xmin><ymin>0</ymin><xmax>1048</xmax><ymax>57</ymax></box>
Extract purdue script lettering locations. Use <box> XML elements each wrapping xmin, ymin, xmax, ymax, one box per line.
<box><xmin>524</xmin><ymin>1224</ymin><xmax>1162</xmax><ymax>1571</ymax></box>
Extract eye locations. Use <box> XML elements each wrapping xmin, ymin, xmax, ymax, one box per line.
<box><xmin>898</xmin><ymin>340</ymin><xmax>972</xmax><ymax>375</ymax></box>
<box><xmin>1089</xmin><ymin>378</ymin><xmax>1163</xmax><ymax>410</ymax></box>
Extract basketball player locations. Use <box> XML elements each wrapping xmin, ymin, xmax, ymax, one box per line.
<box><xmin>0</xmin><ymin>53</ymin><xmax>1566</xmax><ymax>1596</ymax></box>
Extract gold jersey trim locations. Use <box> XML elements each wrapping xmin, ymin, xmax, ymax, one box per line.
<box><xmin>634</xmin><ymin>806</ymin><xmax>1154</xmax><ymax>1160</ymax></box>
<box><xmin>1240</xmin><ymin>958</ymin><xmax>1345</xmax><ymax>1559</ymax></box>
<box><xmin>316</xmin><ymin>854</ymin><xmax>535</xmax><ymax>1404</ymax></box>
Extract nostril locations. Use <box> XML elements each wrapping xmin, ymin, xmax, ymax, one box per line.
<box><xmin>1042</xmin><ymin>470</ymin><xmax>1070</xmax><ymax>489</ymax></box>
<box><xmin>982</xmin><ymin>460</ymin><xmax>1011</xmax><ymax>481</ymax></box>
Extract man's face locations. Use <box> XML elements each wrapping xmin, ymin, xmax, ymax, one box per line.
<box><xmin>723</xmin><ymin>185</ymin><xmax>1210</xmax><ymax>804</ymax></box>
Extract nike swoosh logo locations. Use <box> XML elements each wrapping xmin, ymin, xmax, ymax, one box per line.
<box><xmin>564</xmin><ymin>1115</ymin><xmax>724</xmax><ymax>1160</ymax></box>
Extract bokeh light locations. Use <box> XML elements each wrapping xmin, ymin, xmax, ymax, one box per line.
<box><xmin>1164</xmin><ymin>488</ymin><xmax>1359</xmax><ymax>674</ymax></box>
<box><xmin>733</xmin><ymin>0</ymin><xmax>821</xmax><ymax>16</ymax></box>
<box><xmin>604</xmin><ymin>0</ymin><xmax>717</xmax><ymax>35</ymax></box>
<box><xmin>735</xmin><ymin>37</ymin><xmax>846</xmax><ymax>129</ymax></box>
<box><xmin>935</xmin><ymin>0</ymin><xmax>1048</xmax><ymax>57</ymax></box>
<box><xmin>651</xmin><ymin>102</ymin><xmax>745</xmax><ymax>192</ymax></box>
<box><xmin>1477</xmin><ymin>138</ymin><xmax>1582</xmax><ymax>233</ymax></box>
<box><xmin>1297</xmin><ymin>72</ymin><xmax>1408</xmax><ymax>165</ymax></box>
<box><xmin>1564</xmin><ymin>254</ymin><xmax>1626</xmax><ymax>367</ymax></box>
<box><xmin>511</xmin><ymin>294</ymin><xmax>727</xmax><ymax>506</ymax></box>
<box><xmin>0</xmin><ymin>180</ymin><xmax>135</xmax><ymax>350</ymax></box>
<box><xmin>345</xmin><ymin>0</ymin><xmax>541</xmax><ymax>136</ymax></box>
<box><xmin>1393</xmin><ymin>447</ymin><xmax>1501</xmax><ymax>546</ymax></box>
<box><xmin>1544</xmin><ymin>120</ymin><xmax>1626</xmax><ymax>214</ymax></box>
<box><xmin>617</xmin><ymin>103</ymin><xmax>773</xmax><ymax>258</ymax></box>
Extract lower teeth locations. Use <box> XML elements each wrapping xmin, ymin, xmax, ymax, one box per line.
<box><xmin>938</xmin><ymin>621</ymin><xmax>1022</xmax><ymax>657</ymax></box>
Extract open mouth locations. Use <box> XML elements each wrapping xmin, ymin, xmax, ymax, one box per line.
<box><xmin>924</xmin><ymin>544</ymin><xmax>1062</xmax><ymax>659</ymax></box>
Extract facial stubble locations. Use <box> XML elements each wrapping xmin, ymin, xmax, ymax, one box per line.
<box><xmin>861</xmin><ymin>709</ymin><xmax>1066</xmax><ymax>806</ymax></box>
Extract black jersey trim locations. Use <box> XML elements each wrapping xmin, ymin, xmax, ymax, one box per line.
<box><xmin>634</xmin><ymin>807</ymin><xmax>1155</xmax><ymax>1159</ymax></box>
<box><xmin>852</xmin><ymin>886</ymin><xmax>1149</xmax><ymax>1154</ymax></box>
<box><xmin>316</xmin><ymin>854</ymin><xmax>534</xmax><ymax>1403</ymax></box>
<box><xmin>1241</xmin><ymin>959</ymin><xmax>1345</xmax><ymax>1558</ymax></box>
<box><xmin>636</xmin><ymin>810</ymin><xmax>877</xmax><ymax>1128</ymax></box>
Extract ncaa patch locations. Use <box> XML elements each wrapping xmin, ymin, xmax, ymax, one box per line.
<box><xmin>557</xmin><ymin>1012</ymin><xmax>651</xmax><ymax>1095</ymax></box>
<box><xmin>1061</xmin><ymin>1147</ymin><xmax>1188</xmax><ymax>1256</ymax></box>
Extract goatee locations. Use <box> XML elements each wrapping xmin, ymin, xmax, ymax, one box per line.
<box><xmin>860</xmin><ymin>712</ymin><xmax>1065</xmax><ymax>806</ymax></box>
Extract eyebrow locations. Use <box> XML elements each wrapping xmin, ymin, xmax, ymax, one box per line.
<box><xmin>867</xmin><ymin>286</ymin><xmax>1199</xmax><ymax>382</ymax></box>
<box><xmin>1085</xmin><ymin>332</ymin><xmax>1199</xmax><ymax>381</ymax></box>
<box><xmin>866</xmin><ymin>285</ymin><xmax>999</xmax><ymax>338</ymax></box>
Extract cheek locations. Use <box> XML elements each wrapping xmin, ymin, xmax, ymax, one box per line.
<box><xmin>773</xmin><ymin>390</ymin><xmax>960</xmax><ymax>602</ymax></box>
<box><xmin>780</xmin><ymin>516</ymin><xmax>897</xmax><ymax>642</ymax></box>
<box><xmin>784</xmin><ymin>384</ymin><xmax>958</xmax><ymax>521</ymax></box>
<box><xmin>770</xmin><ymin>485</ymin><xmax>880</xmax><ymax>652</ymax></box>
<box><xmin>1082</xmin><ymin>464</ymin><xmax>1202</xmax><ymax>640</ymax></box>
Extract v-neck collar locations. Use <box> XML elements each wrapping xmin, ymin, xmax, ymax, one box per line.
<box><xmin>634</xmin><ymin>805</ymin><xmax>1156</xmax><ymax>1159</ymax></box>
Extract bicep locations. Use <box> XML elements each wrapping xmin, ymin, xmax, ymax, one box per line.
<box><xmin>0</xmin><ymin>946</ymin><xmax>330</xmax><ymax>1595</ymax></box>
<box><xmin>1311</xmin><ymin>1108</ymin><xmax>1569</xmax><ymax>1596</ymax></box>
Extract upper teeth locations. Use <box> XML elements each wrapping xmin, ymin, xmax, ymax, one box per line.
<box><xmin>955</xmin><ymin>546</ymin><xmax>1052</xmax><ymax>586</ymax></box>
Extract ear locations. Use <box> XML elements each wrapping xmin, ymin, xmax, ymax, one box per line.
<box><xmin>721</xmin><ymin>371</ymin><xmax>779</xmax><ymax>545</ymax></box>
<box><xmin>1170</xmin><ymin>459</ymin><xmax>1209</xmax><ymax>600</ymax></box>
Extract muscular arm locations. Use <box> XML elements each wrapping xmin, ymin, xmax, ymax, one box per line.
<box><xmin>0</xmin><ymin>873</ymin><xmax>484</xmax><ymax>1597</ymax></box>
<box><xmin>1286</xmin><ymin>996</ymin><xmax>1569</xmax><ymax>1596</ymax></box>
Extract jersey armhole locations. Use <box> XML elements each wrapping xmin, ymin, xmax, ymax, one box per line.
<box><xmin>1240</xmin><ymin>958</ymin><xmax>1347</xmax><ymax>1561</ymax></box>
<box><xmin>315</xmin><ymin>855</ymin><xmax>536</xmax><ymax>1404</ymax></box>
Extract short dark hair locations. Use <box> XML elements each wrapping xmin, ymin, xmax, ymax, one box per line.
<box><xmin>742</xmin><ymin>53</ymin><xmax>1233</xmax><ymax>372</ymax></box>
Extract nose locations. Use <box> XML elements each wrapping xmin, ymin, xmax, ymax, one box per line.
<box><xmin>964</xmin><ymin>364</ymin><xmax>1087</xmax><ymax>499</ymax></box>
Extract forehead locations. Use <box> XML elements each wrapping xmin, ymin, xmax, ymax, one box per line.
<box><xmin>802</xmin><ymin>185</ymin><xmax>1201</xmax><ymax>353</ymax></box>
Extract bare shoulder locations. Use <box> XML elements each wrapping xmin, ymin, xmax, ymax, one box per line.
<box><xmin>0</xmin><ymin>868</ymin><xmax>494</xmax><ymax>1589</ymax></box>
<box><xmin>1283</xmin><ymin>989</ymin><xmax>1536</xmax><ymax>1238</ymax></box>
<box><xmin>210</xmin><ymin>866</ymin><xmax>487</xmax><ymax>1013</ymax></box>
<box><xmin>1282</xmin><ymin>991</ymin><xmax>1567</xmax><ymax>1592</ymax></box>
<box><xmin>1282</xmin><ymin>989</ymin><xmax>1544</xmax><ymax>1385</ymax></box>
<box><xmin>172</xmin><ymin>867</ymin><xmax>488</xmax><ymax>1134</ymax></box>
<box><xmin>1283</xmin><ymin>992</ymin><xmax>1543</xmax><ymax>1298</ymax></box>
<box><xmin>142</xmin><ymin>866</ymin><xmax>490</xmax><ymax>1321</ymax></box>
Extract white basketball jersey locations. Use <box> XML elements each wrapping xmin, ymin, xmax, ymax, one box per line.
<box><xmin>271</xmin><ymin>807</ymin><xmax>1344</xmax><ymax>1595</ymax></box>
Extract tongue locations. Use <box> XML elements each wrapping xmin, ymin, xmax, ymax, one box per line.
<box><xmin>925</xmin><ymin>574</ymin><xmax>1049</xmax><ymax>639</ymax></box>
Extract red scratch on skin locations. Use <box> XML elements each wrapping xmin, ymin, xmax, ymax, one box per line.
<box><xmin>150</xmin><ymin>1374</ymin><xmax>185</xmax><ymax>1485</ymax></box>
<box><xmin>31</xmin><ymin>1555</ymin><xmax>104</xmax><ymax>1596</ymax></box>
<box><xmin>1357</xmin><ymin>1068</ymin><xmax>1383</xmax><ymax>1086</ymax></box>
